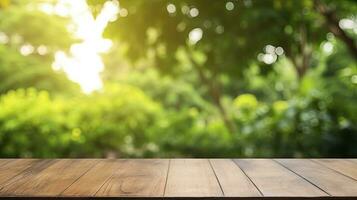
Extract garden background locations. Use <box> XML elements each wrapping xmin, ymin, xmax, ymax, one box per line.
<box><xmin>0</xmin><ymin>0</ymin><xmax>356</xmax><ymax>158</ymax></box>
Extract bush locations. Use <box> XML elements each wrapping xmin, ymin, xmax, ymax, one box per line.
<box><xmin>0</xmin><ymin>85</ymin><xmax>162</xmax><ymax>158</ymax></box>
<box><xmin>0</xmin><ymin>88</ymin><xmax>74</xmax><ymax>157</ymax></box>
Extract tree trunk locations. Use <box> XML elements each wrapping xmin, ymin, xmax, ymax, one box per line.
<box><xmin>298</xmin><ymin>25</ymin><xmax>311</xmax><ymax>79</ymax></box>
<box><xmin>285</xmin><ymin>25</ymin><xmax>311</xmax><ymax>79</ymax></box>
<box><xmin>190</xmin><ymin>56</ymin><xmax>237</xmax><ymax>135</ymax></box>
<box><xmin>209</xmin><ymin>76</ymin><xmax>238</xmax><ymax>135</ymax></box>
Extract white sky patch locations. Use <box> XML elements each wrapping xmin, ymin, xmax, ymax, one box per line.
<box><xmin>339</xmin><ymin>18</ymin><xmax>356</xmax><ymax>30</ymax></box>
<box><xmin>259</xmin><ymin>53</ymin><xmax>277</xmax><ymax>65</ymax></box>
<box><xmin>275</xmin><ymin>46</ymin><xmax>284</xmax><ymax>55</ymax></box>
<box><xmin>189</xmin><ymin>8</ymin><xmax>199</xmax><ymax>18</ymax></box>
<box><xmin>225</xmin><ymin>2</ymin><xmax>234</xmax><ymax>11</ymax></box>
<box><xmin>166</xmin><ymin>3</ymin><xmax>176</xmax><ymax>14</ymax></box>
<box><xmin>20</xmin><ymin>44</ymin><xmax>34</xmax><ymax>56</ymax></box>
<box><xmin>50</xmin><ymin>0</ymin><xmax>119</xmax><ymax>94</ymax></box>
<box><xmin>339</xmin><ymin>18</ymin><xmax>357</xmax><ymax>34</ymax></box>
<box><xmin>258</xmin><ymin>44</ymin><xmax>283</xmax><ymax>65</ymax></box>
<box><xmin>0</xmin><ymin>32</ymin><xmax>9</xmax><ymax>44</ymax></box>
<box><xmin>188</xmin><ymin>28</ymin><xmax>203</xmax><ymax>44</ymax></box>
<box><xmin>37</xmin><ymin>45</ymin><xmax>48</xmax><ymax>55</ymax></box>
<box><xmin>322</xmin><ymin>41</ymin><xmax>333</xmax><ymax>54</ymax></box>
<box><xmin>119</xmin><ymin>8</ymin><xmax>128</xmax><ymax>17</ymax></box>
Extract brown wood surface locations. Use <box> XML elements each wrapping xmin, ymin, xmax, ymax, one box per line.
<box><xmin>62</xmin><ymin>159</ymin><xmax>122</xmax><ymax>196</ymax></box>
<box><xmin>0</xmin><ymin>159</ymin><xmax>39</xmax><ymax>186</ymax></box>
<box><xmin>313</xmin><ymin>159</ymin><xmax>357</xmax><ymax>180</ymax></box>
<box><xmin>210</xmin><ymin>159</ymin><xmax>261</xmax><ymax>197</ymax></box>
<box><xmin>1</xmin><ymin>159</ymin><xmax>96</xmax><ymax>196</ymax></box>
<box><xmin>0</xmin><ymin>159</ymin><xmax>356</xmax><ymax>198</ymax></box>
<box><xmin>277</xmin><ymin>159</ymin><xmax>357</xmax><ymax>196</ymax></box>
<box><xmin>95</xmin><ymin>159</ymin><xmax>169</xmax><ymax>197</ymax></box>
<box><xmin>234</xmin><ymin>159</ymin><xmax>327</xmax><ymax>197</ymax></box>
<box><xmin>164</xmin><ymin>159</ymin><xmax>223</xmax><ymax>197</ymax></box>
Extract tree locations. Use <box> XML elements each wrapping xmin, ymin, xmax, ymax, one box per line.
<box><xmin>314</xmin><ymin>0</ymin><xmax>357</xmax><ymax>59</ymax></box>
<box><xmin>0</xmin><ymin>1</ymin><xmax>79</xmax><ymax>94</ymax></box>
<box><xmin>88</xmin><ymin>0</ymin><xmax>356</xmax><ymax>133</ymax></box>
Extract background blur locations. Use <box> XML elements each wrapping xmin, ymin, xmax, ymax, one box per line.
<box><xmin>0</xmin><ymin>0</ymin><xmax>356</xmax><ymax>158</ymax></box>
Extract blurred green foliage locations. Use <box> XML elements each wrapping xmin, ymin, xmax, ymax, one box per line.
<box><xmin>0</xmin><ymin>0</ymin><xmax>356</xmax><ymax>158</ymax></box>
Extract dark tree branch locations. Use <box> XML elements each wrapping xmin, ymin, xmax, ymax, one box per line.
<box><xmin>284</xmin><ymin>25</ymin><xmax>311</xmax><ymax>80</ymax></box>
<box><xmin>188</xmin><ymin>53</ymin><xmax>237</xmax><ymax>135</ymax></box>
<box><xmin>314</xmin><ymin>0</ymin><xmax>357</xmax><ymax>59</ymax></box>
<box><xmin>298</xmin><ymin>25</ymin><xmax>311</xmax><ymax>79</ymax></box>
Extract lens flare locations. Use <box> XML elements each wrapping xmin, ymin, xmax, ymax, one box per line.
<box><xmin>50</xmin><ymin>0</ymin><xmax>119</xmax><ymax>93</ymax></box>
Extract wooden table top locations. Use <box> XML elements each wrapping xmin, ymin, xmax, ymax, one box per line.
<box><xmin>0</xmin><ymin>159</ymin><xmax>356</xmax><ymax>199</ymax></box>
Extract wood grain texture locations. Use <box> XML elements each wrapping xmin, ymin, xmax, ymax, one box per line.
<box><xmin>62</xmin><ymin>159</ymin><xmax>122</xmax><ymax>196</ymax></box>
<box><xmin>0</xmin><ymin>159</ymin><xmax>96</xmax><ymax>197</ymax></box>
<box><xmin>95</xmin><ymin>159</ymin><xmax>169</xmax><ymax>197</ymax></box>
<box><xmin>165</xmin><ymin>159</ymin><xmax>223</xmax><ymax>197</ymax></box>
<box><xmin>0</xmin><ymin>159</ymin><xmax>55</xmax><ymax>196</ymax></box>
<box><xmin>0</xmin><ymin>160</ymin><xmax>11</xmax><ymax>167</ymax></box>
<box><xmin>277</xmin><ymin>159</ymin><xmax>357</xmax><ymax>196</ymax></box>
<box><xmin>210</xmin><ymin>159</ymin><xmax>261</xmax><ymax>197</ymax></box>
<box><xmin>235</xmin><ymin>159</ymin><xmax>327</xmax><ymax>197</ymax></box>
<box><xmin>0</xmin><ymin>159</ymin><xmax>357</xmax><ymax>198</ymax></box>
<box><xmin>313</xmin><ymin>159</ymin><xmax>357</xmax><ymax>180</ymax></box>
<box><xmin>0</xmin><ymin>159</ymin><xmax>39</xmax><ymax>186</ymax></box>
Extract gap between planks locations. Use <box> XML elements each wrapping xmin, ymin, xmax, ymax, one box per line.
<box><xmin>276</xmin><ymin>159</ymin><xmax>357</xmax><ymax>196</ymax></box>
<box><xmin>1</xmin><ymin>159</ymin><xmax>357</xmax><ymax>198</ymax></box>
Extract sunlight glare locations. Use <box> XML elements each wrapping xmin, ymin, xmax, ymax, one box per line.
<box><xmin>20</xmin><ymin>44</ymin><xmax>34</xmax><ymax>56</ymax></box>
<box><xmin>188</xmin><ymin>28</ymin><xmax>203</xmax><ymax>44</ymax></box>
<box><xmin>225</xmin><ymin>2</ymin><xmax>234</xmax><ymax>11</ymax></box>
<box><xmin>0</xmin><ymin>32</ymin><xmax>9</xmax><ymax>44</ymax></box>
<box><xmin>189</xmin><ymin>7</ymin><xmax>199</xmax><ymax>18</ymax></box>
<box><xmin>51</xmin><ymin>0</ymin><xmax>119</xmax><ymax>94</ymax></box>
<box><xmin>258</xmin><ymin>44</ymin><xmax>283</xmax><ymax>65</ymax></box>
<box><xmin>167</xmin><ymin>3</ymin><xmax>176</xmax><ymax>14</ymax></box>
<box><xmin>322</xmin><ymin>42</ymin><xmax>333</xmax><ymax>54</ymax></box>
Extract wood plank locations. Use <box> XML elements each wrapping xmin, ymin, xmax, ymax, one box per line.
<box><xmin>313</xmin><ymin>159</ymin><xmax>357</xmax><ymax>180</ymax></box>
<box><xmin>210</xmin><ymin>159</ymin><xmax>261</xmax><ymax>197</ymax></box>
<box><xmin>0</xmin><ymin>159</ymin><xmax>40</xmax><ymax>187</ymax></box>
<box><xmin>96</xmin><ymin>159</ymin><xmax>168</xmax><ymax>197</ymax></box>
<box><xmin>62</xmin><ymin>159</ymin><xmax>122</xmax><ymax>196</ymax></box>
<box><xmin>0</xmin><ymin>159</ymin><xmax>55</xmax><ymax>196</ymax></box>
<box><xmin>0</xmin><ymin>160</ymin><xmax>12</xmax><ymax>167</ymax></box>
<box><xmin>277</xmin><ymin>159</ymin><xmax>357</xmax><ymax>196</ymax></box>
<box><xmin>0</xmin><ymin>159</ymin><xmax>97</xmax><ymax>196</ymax></box>
<box><xmin>0</xmin><ymin>159</ymin><xmax>356</xmax><ymax>198</ymax></box>
<box><xmin>165</xmin><ymin>159</ymin><xmax>223</xmax><ymax>197</ymax></box>
<box><xmin>234</xmin><ymin>159</ymin><xmax>327</xmax><ymax>197</ymax></box>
